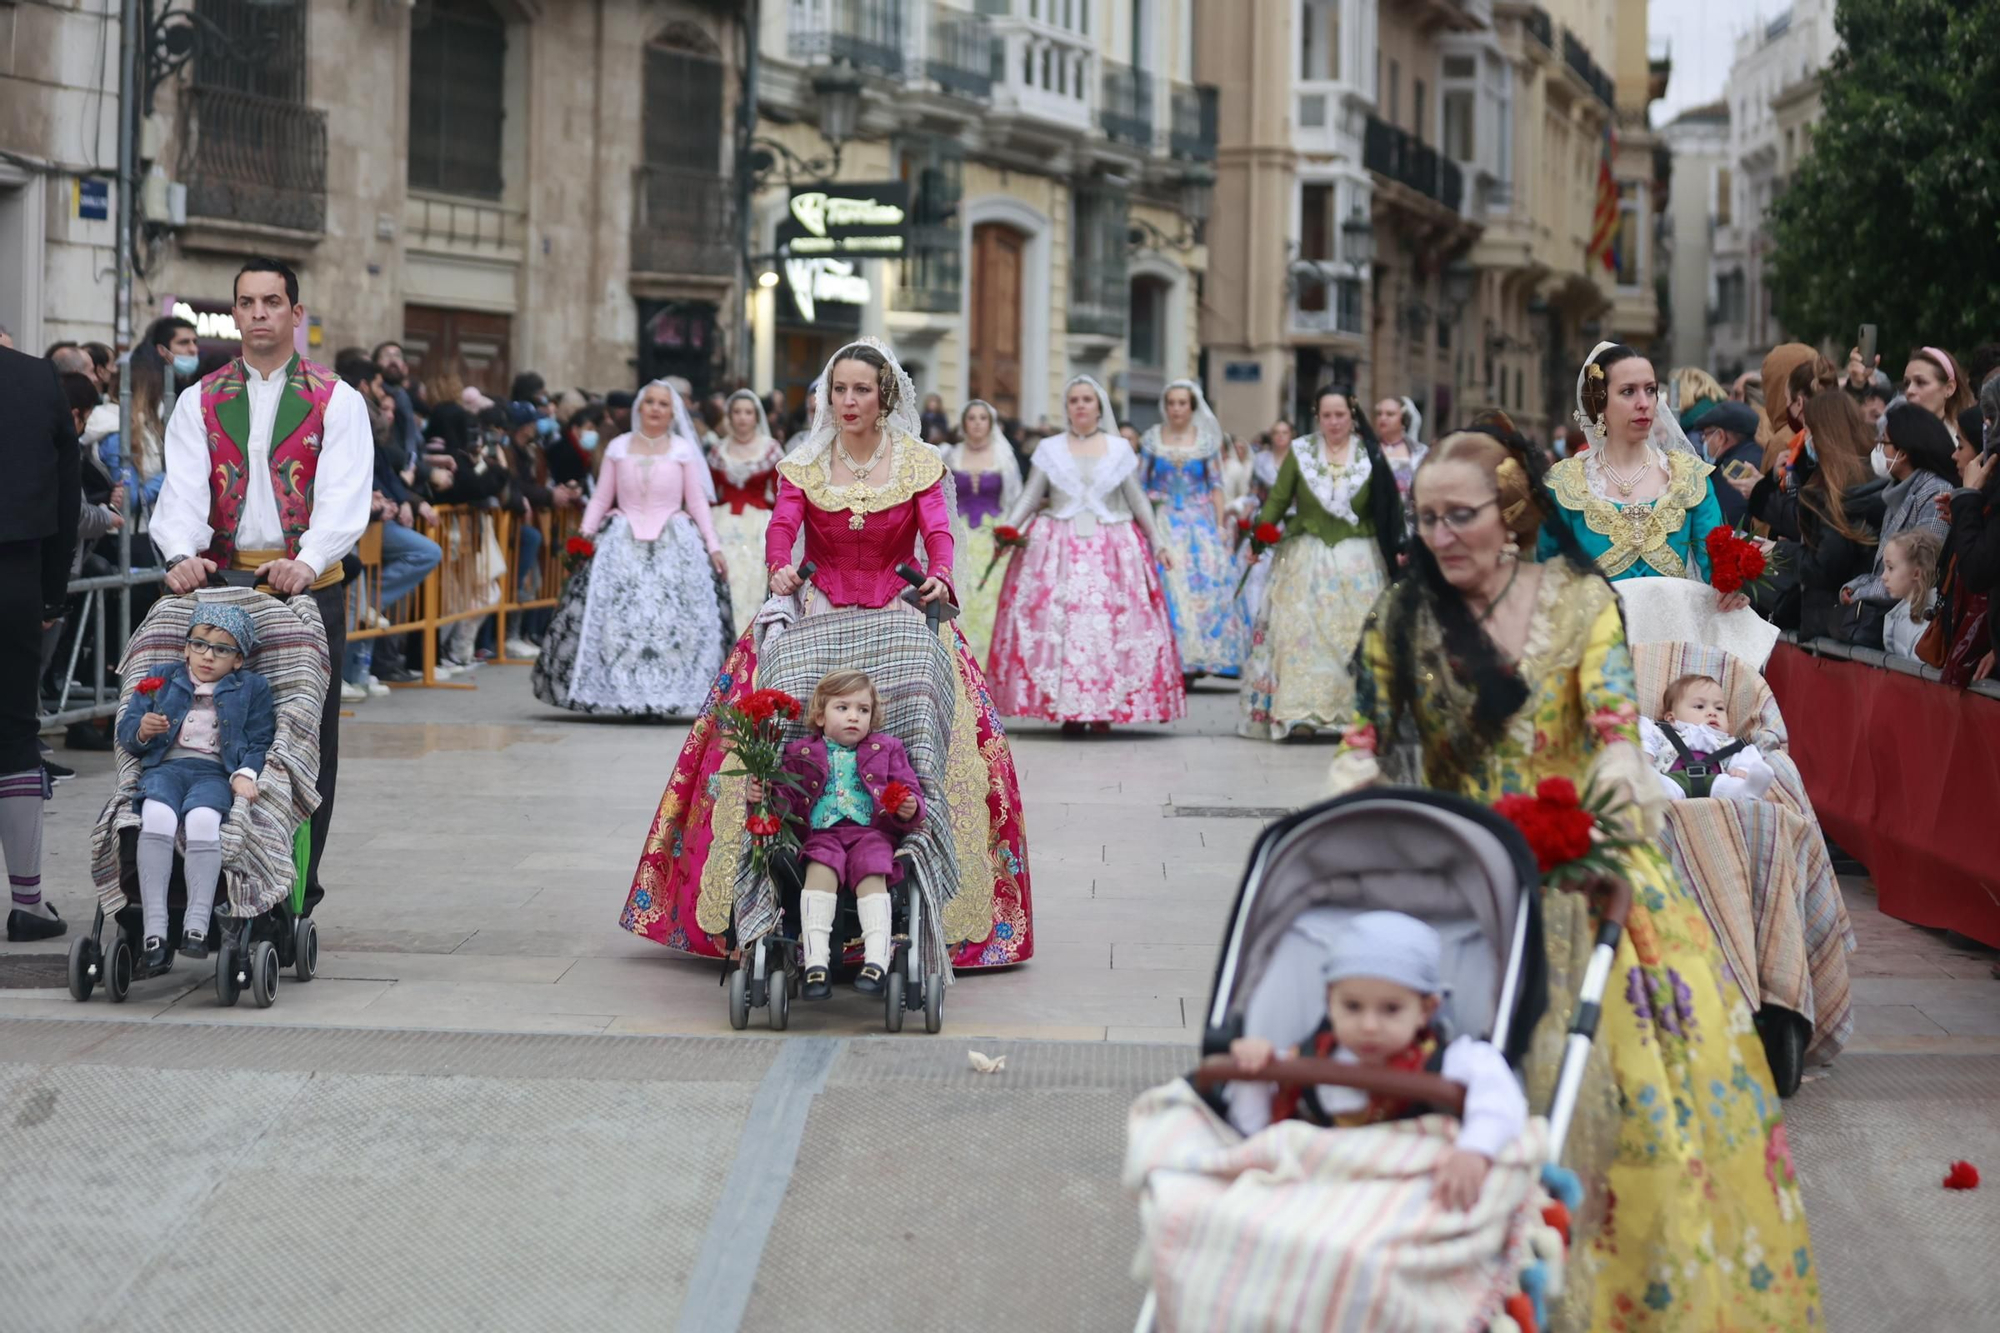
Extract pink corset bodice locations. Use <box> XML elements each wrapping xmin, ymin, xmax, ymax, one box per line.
<box><xmin>580</xmin><ymin>441</ymin><xmax>720</xmax><ymax>550</ymax></box>
<box><xmin>765</xmin><ymin>474</ymin><xmax>955</xmax><ymax>609</ymax></box>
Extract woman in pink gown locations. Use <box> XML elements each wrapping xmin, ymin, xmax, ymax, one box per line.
<box><xmin>618</xmin><ymin>340</ymin><xmax>1033</xmax><ymax>970</ymax></box>
<box><xmin>533</xmin><ymin>381</ymin><xmax>732</xmax><ymax>715</ymax></box>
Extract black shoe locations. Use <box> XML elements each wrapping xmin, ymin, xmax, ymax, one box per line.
<box><xmin>376</xmin><ymin>666</ymin><xmax>420</xmax><ymax>684</ymax></box>
<box><xmin>852</xmin><ymin>963</ymin><xmax>886</xmax><ymax>995</ymax></box>
<box><xmin>65</xmin><ymin>722</ymin><xmax>115</xmax><ymax>752</ymax></box>
<box><xmin>143</xmin><ymin>935</ymin><xmax>170</xmax><ymax>971</ymax></box>
<box><xmin>802</xmin><ymin>966</ymin><xmax>832</xmax><ymax>1001</ymax></box>
<box><xmin>42</xmin><ymin>758</ymin><xmax>75</xmax><ymax>783</ymax></box>
<box><xmin>180</xmin><ymin>929</ymin><xmax>210</xmax><ymax>960</ymax></box>
<box><xmin>5</xmin><ymin>905</ymin><xmax>65</xmax><ymax>942</ymax></box>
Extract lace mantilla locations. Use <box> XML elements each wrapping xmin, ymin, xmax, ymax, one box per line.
<box><xmin>1546</xmin><ymin>451</ymin><xmax>1714</xmax><ymax>579</ymax></box>
<box><xmin>1294</xmin><ymin>434</ymin><xmax>1372</xmax><ymax>524</ymax></box>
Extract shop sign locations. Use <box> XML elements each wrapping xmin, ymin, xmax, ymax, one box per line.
<box><xmin>1224</xmin><ymin>361</ymin><xmax>1262</xmax><ymax>383</ymax></box>
<box><xmin>170</xmin><ymin>299</ymin><xmax>242</xmax><ymax>342</ymax></box>
<box><xmin>783</xmin><ymin>257</ymin><xmax>870</xmax><ymax>324</ymax></box>
<box><xmin>786</xmin><ymin>182</ymin><xmax>910</xmax><ymax>257</ymax></box>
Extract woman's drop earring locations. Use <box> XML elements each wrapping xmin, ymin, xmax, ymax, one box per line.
<box><xmin>1501</xmin><ymin>534</ymin><xmax>1520</xmax><ymax>565</ymax></box>
<box><xmin>875</xmin><ymin>411</ymin><xmax>889</xmax><ymax>433</ymax></box>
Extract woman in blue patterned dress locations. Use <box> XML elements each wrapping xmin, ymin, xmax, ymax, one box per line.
<box><xmin>1141</xmin><ymin>380</ymin><xmax>1250</xmax><ymax>680</ymax></box>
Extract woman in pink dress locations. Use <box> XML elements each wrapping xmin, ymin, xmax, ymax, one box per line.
<box><xmin>988</xmin><ymin>375</ymin><xmax>1186</xmax><ymax>731</ymax></box>
<box><xmin>532</xmin><ymin>381</ymin><xmax>731</xmax><ymax>715</ymax></box>
<box><xmin>618</xmin><ymin>339</ymin><xmax>1033</xmax><ymax>972</ymax></box>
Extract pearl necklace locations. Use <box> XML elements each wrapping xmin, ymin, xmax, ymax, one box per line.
<box><xmin>1596</xmin><ymin>449</ymin><xmax>1653</xmax><ymax>499</ymax></box>
<box><xmin>836</xmin><ymin>435</ymin><xmax>885</xmax><ymax>481</ymax></box>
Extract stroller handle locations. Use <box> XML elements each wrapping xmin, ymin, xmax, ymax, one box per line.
<box><xmin>1562</xmin><ymin>872</ymin><xmax>1632</xmax><ymax>930</ymax></box>
<box><xmin>895</xmin><ymin>562</ymin><xmax>960</xmax><ymax>628</ymax></box>
<box><xmin>1189</xmin><ymin>1056</ymin><xmax>1468</xmax><ymax>1119</ymax></box>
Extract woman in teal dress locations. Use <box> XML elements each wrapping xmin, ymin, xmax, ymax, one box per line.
<box><xmin>1141</xmin><ymin>379</ymin><xmax>1249</xmax><ymax>679</ymax></box>
<box><xmin>1540</xmin><ymin>342</ymin><xmax>1744</xmax><ymax>611</ymax></box>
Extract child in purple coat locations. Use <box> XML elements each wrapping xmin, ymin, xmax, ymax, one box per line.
<box><xmin>748</xmin><ymin>669</ymin><xmax>925</xmax><ymax>1000</ymax></box>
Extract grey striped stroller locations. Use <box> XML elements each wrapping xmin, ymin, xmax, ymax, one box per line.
<box><xmin>1125</xmin><ymin>788</ymin><xmax>1625</xmax><ymax>1332</ymax></box>
<box><xmin>72</xmin><ymin>583</ymin><xmax>327</xmax><ymax>1009</ymax></box>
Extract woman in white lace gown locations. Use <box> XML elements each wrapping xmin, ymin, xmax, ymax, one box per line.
<box><xmin>532</xmin><ymin>381</ymin><xmax>731</xmax><ymax>716</ymax></box>
<box><xmin>708</xmin><ymin>389</ymin><xmax>784</xmax><ymax>633</ymax></box>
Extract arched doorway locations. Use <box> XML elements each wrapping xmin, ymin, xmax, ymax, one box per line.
<box><xmin>969</xmin><ymin>222</ymin><xmax>1026</xmax><ymax>420</ymax></box>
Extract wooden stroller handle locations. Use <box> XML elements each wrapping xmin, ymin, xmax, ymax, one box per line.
<box><xmin>1190</xmin><ymin>1056</ymin><xmax>1468</xmax><ymax>1118</ymax></box>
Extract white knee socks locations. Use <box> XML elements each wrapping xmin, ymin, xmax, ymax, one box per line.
<box><xmin>0</xmin><ymin>768</ymin><xmax>49</xmax><ymax>917</ymax></box>
<box><xmin>800</xmin><ymin>889</ymin><xmax>838</xmax><ymax>969</ymax></box>
<box><xmin>857</xmin><ymin>893</ymin><xmax>893</xmax><ymax>970</ymax></box>
<box><xmin>182</xmin><ymin>806</ymin><xmax>223</xmax><ymax>939</ymax></box>
<box><xmin>137</xmin><ymin>802</ymin><xmax>227</xmax><ymax>943</ymax></box>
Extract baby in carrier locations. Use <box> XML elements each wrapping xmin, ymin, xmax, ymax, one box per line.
<box><xmin>114</xmin><ymin>602</ymin><xmax>275</xmax><ymax>969</ymax></box>
<box><xmin>1228</xmin><ymin>910</ymin><xmax>1527</xmax><ymax>1210</ymax></box>
<box><xmin>1638</xmin><ymin>672</ymin><xmax>1776</xmax><ymax>803</ymax></box>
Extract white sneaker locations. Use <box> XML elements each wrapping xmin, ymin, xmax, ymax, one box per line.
<box><xmin>504</xmin><ymin>639</ymin><xmax>541</xmax><ymax>659</ymax></box>
<box><xmin>338</xmin><ymin>680</ymin><xmax>368</xmax><ymax>703</ymax></box>
<box><xmin>365</xmin><ymin>675</ymin><xmax>390</xmax><ymax>697</ymax></box>
<box><xmin>359</xmin><ymin>607</ymin><xmax>389</xmax><ymax>630</ymax></box>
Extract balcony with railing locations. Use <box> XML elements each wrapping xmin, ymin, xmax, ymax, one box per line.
<box><xmin>925</xmin><ymin>4</ymin><xmax>992</xmax><ymax>100</ymax></box>
<box><xmin>1560</xmin><ymin>27</ymin><xmax>1615</xmax><ymax>107</ymax></box>
<box><xmin>1170</xmin><ymin>83</ymin><xmax>1217</xmax><ymax>161</ymax></box>
<box><xmin>1288</xmin><ymin>273</ymin><xmax>1365</xmax><ymax>339</ymax></box>
<box><xmin>789</xmin><ymin>0</ymin><xmax>907</xmax><ymax>78</ymax></box>
<box><xmin>179</xmin><ymin>85</ymin><xmax>328</xmax><ymax>235</ymax></box>
<box><xmin>975</xmin><ymin>0</ymin><xmax>1095</xmax><ymax>135</ymax></box>
<box><xmin>897</xmin><ymin>223</ymin><xmax>962</xmax><ymax>314</ymax></box>
<box><xmin>1069</xmin><ymin>266</ymin><xmax>1127</xmax><ymax>339</ymax></box>
<box><xmin>1496</xmin><ymin>2</ymin><xmax>1553</xmax><ymax>52</ymax></box>
<box><xmin>1100</xmin><ymin>60</ymin><xmax>1153</xmax><ymax>148</ymax></box>
<box><xmin>631</xmin><ymin>165</ymin><xmax>737</xmax><ymax>277</ymax></box>
<box><xmin>1364</xmin><ymin>116</ymin><xmax>1463</xmax><ymax>214</ymax></box>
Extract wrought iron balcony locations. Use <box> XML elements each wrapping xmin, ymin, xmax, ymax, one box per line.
<box><xmin>1561</xmin><ymin>27</ymin><xmax>1615</xmax><ymax>107</ymax></box>
<box><xmin>1363</xmin><ymin>115</ymin><xmax>1460</xmax><ymax>213</ymax></box>
<box><xmin>898</xmin><ymin>224</ymin><xmax>962</xmax><ymax>314</ymax></box>
<box><xmin>789</xmin><ymin>0</ymin><xmax>906</xmax><ymax>79</ymax></box>
<box><xmin>927</xmin><ymin>4</ymin><xmax>992</xmax><ymax>100</ymax></box>
<box><xmin>1069</xmin><ymin>268</ymin><xmax>1128</xmax><ymax>339</ymax></box>
<box><xmin>1100</xmin><ymin>60</ymin><xmax>1153</xmax><ymax>148</ymax></box>
<box><xmin>631</xmin><ymin>165</ymin><xmax>738</xmax><ymax>277</ymax></box>
<box><xmin>179</xmin><ymin>84</ymin><xmax>327</xmax><ymax>234</ymax></box>
<box><xmin>1170</xmin><ymin>83</ymin><xmax>1218</xmax><ymax>161</ymax></box>
<box><xmin>1520</xmin><ymin>4</ymin><xmax>1552</xmax><ymax>51</ymax></box>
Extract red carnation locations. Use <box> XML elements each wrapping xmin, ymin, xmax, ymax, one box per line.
<box><xmin>1496</xmin><ymin>789</ymin><xmax>1598</xmax><ymax>874</ymax></box>
<box><xmin>745</xmin><ymin>811</ymin><xmax>782</xmax><ymax>838</ymax></box>
<box><xmin>1536</xmin><ymin>776</ymin><xmax>1580</xmax><ymax>808</ymax></box>
<box><xmin>739</xmin><ymin>688</ymin><xmax>802</xmax><ymax>724</ymax></box>
<box><xmin>880</xmin><ymin>780</ymin><xmax>915</xmax><ymax>815</ymax></box>
<box><xmin>994</xmin><ymin>525</ymin><xmax>1024</xmax><ymax>545</ymax></box>
<box><xmin>565</xmin><ymin>536</ymin><xmax>595</xmax><ymax>558</ymax></box>
<box><xmin>1254</xmin><ymin>522</ymin><xmax>1283</xmax><ymax>546</ymax></box>
<box><xmin>1236</xmin><ymin>517</ymin><xmax>1253</xmax><ymax>535</ymax></box>
<box><xmin>1944</xmin><ymin>1160</ymin><xmax>1981</xmax><ymax>1190</ymax></box>
<box><xmin>136</xmin><ymin>676</ymin><xmax>166</xmax><ymax>695</ymax></box>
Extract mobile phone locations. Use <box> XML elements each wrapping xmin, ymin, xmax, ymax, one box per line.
<box><xmin>1722</xmin><ymin>458</ymin><xmax>1761</xmax><ymax>483</ymax></box>
<box><xmin>1858</xmin><ymin>323</ymin><xmax>1877</xmax><ymax>374</ymax></box>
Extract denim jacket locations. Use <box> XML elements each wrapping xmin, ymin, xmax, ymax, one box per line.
<box><xmin>116</xmin><ymin>661</ymin><xmax>276</xmax><ymax>778</ymax></box>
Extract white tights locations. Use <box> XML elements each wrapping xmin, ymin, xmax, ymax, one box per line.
<box><xmin>138</xmin><ymin>801</ymin><xmax>224</xmax><ymax>943</ymax></box>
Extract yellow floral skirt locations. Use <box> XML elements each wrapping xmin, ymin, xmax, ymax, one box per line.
<box><xmin>1528</xmin><ymin>844</ymin><xmax>1820</xmax><ymax>1332</ymax></box>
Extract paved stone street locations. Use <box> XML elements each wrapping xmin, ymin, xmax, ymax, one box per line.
<box><xmin>3</xmin><ymin>667</ymin><xmax>1997</xmax><ymax>1329</ymax></box>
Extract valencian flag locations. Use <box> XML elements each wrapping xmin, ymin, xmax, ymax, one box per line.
<box><xmin>1588</xmin><ymin>121</ymin><xmax>1619</xmax><ymax>273</ymax></box>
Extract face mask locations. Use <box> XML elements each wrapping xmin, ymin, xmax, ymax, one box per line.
<box><xmin>578</xmin><ymin>430</ymin><xmax>599</xmax><ymax>452</ymax></box>
<box><xmin>536</xmin><ymin>415</ymin><xmax>558</xmax><ymax>440</ymax></box>
<box><xmin>172</xmin><ymin>353</ymin><xmax>200</xmax><ymax>379</ymax></box>
<box><xmin>1870</xmin><ymin>443</ymin><xmax>1891</xmax><ymax>479</ymax></box>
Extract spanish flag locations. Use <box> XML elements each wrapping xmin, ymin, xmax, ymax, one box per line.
<box><xmin>1589</xmin><ymin>122</ymin><xmax>1619</xmax><ymax>273</ymax></box>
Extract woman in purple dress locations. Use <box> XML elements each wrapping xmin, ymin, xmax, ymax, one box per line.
<box><xmin>943</xmin><ymin>399</ymin><xmax>1023</xmax><ymax>663</ymax></box>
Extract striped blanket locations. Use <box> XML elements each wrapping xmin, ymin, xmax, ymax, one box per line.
<box><xmin>91</xmin><ymin>588</ymin><xmax>328</xmax><ymax>918</ymax></box>
<box><xmin>1630</xmin><ymin>642</ymin><xmax>1855</xmax><ymax>1057</ymax></box>
<box><xmin>733</xmin><ymin>603</ymin><xmax>961</xmax><ymax>979</ymax></box>
<box><xmin>1125</xmin><ymin>1080</ymin><xmax>1548</xmax><ymax>1333</ymax></box>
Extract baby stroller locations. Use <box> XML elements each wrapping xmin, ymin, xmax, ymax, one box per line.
<box><xmin>72</xmin><ymin>580</ymin><xmax>328</xmax><ymax>1009</ymax></box>
<box><xmin>1125</xmin><ymin>788</ymin><xmax>1629</xmax><ymax>1333</ymax></box>
<box><xmin>725</xmin><ymin>565</ymin><xmax>956</xmax><ymax>1034</ymax></box>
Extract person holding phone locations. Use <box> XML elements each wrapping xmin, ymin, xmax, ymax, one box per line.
<box><xmin>1700</xmin><ymin>401</ymin><xmax>1765</xmax><ymax>525</ymax></box>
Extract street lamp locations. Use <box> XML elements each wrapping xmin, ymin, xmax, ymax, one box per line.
<box><xmin>757</xmin><ymin>268</ymin><xmax>781</xmax><ymax>289</ymax></box>
<box><xmin>743</xmin><ymin>63</ymin><xmax>866</xmax><ymax>189</ymax></box>
<box><xmin>1127</xmin><ymin>166</ymin><xmax>1217</xmax><ymax>252</ymax></box>
<box><xmin>1341</xmin><ymin>207</ymin><xmax>1375</xmax><ymax>269</ymax></box>
<box><xmin>1443</xmin><ymin>260</ymin><xmax>1476</xmax><ymax>319</ymax></box>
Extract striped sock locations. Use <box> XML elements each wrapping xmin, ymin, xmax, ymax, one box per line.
<box><xmin>0</xmin><ymin>768</ymin><xmax>48</xmax><ymax>912</ymax></box>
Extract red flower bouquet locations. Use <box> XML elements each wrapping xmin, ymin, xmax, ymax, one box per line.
<box><xmin>1493</xmin><ymin>776</ymin><xmax>1637</xmax><ymax>888</ymax></box>
<box><xmin>563</xmin><ymin>535</ymin><xmax>596</xmax><ymax>574</ymax></box>
<box><xmin>1705</xmin><ymin>527</ymin><xmax>1771</xmax><ymax>597</ymax></box>
<box><xmin>979</xmin><ymin>524</ymin><xmax>1029</xmax><ymax>590</ymax></box>
<box><xmin>1234</xmin><ymin>522</ymin><xmax>1284</xmax><ymax>599</ymax></box>
<box><xmin>879</xmin><ymin>780</ymin><xmax>915</xmax><ymax>817</ymax></box>
<box><xmin>717</xmin><ymin>687</ymin><xmax>806</xmax><ymax>878</ymax></box>
<box><xmin>135</xmin><ymin>676</ymin><xmax>166</xmax><ymax>696</ymax></box>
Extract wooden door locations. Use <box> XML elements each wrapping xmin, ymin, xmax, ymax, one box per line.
<box><xmin>969</xmin><ymin>223</ymin><xmax>1024</xmax><ymax>420</ymax></box>
<box><xmin>402</xmin><ymin>304</ymin><xmax>512</xmax><ymax>402</ymax></box>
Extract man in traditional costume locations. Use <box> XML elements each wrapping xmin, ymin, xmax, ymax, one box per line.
<box><xmin>152</xmin><ymin>257</ymin><xmax>372</xmax><ymax>914</ymax></box>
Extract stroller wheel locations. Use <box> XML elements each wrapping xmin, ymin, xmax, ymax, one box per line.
<box><xmin>106</xmin><ymin>934</ymin><xmax>133</xmax><ymax>1004</ymax></box>
<box><xmin>768</xmin><ymin>971</ymin><xmax>790</xmax><ymax>1031</ymax></box>
<box><xmin>923</xmin><ymin>974</ymin><xmax>943</xmax><ymax>1035</ymax></box>
<box><xmin>67</xmin><ymin>935</ymin><xmax>98</xmax><ymax>1003</ymax></box>
<box><xmin>215</xmin><ymin>938</ymin><xmax>242</xmax><ymax>1007</ymax></box>
<box><xmin>883</xmin><ymin>968</ymin><xmax>905</xmax><ymax>1033</ymax></box>
<box><xmin>293</xmin><ymin>916</ymin><xmax>318</xmax><ymax>983</ymax></box>
<box><xmin>250</xmin><ymin>940</ymin><xmax>280</xmax><ymax>1009</ymax></box>
<box><xmin>726</xmin><ymin>965</ymin><xmax>750</xmax><ymax>1030</ymax></box>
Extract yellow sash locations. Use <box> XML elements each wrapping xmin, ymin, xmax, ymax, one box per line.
<box><xmin>229</xmin><ymin>549</ymin><xmax>345</xmax><ymax>593</ymax></box>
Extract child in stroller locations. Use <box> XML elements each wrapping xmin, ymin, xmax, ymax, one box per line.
<box><xmin>115</xmin><ymin>602</ymin><xmax>276</xmax><ymax>969</ymax></box>
<box><xmin>1638</xmin><ymin>672</ymin><xmax>1777</xmax><ymax>803</ymax></box>
<box><xmin>1226</xmin><ymin>909</ymin><xmax>1527</xmax><ymax>1211</ymax></box>
<box><xmin>746</xmin><ymin>669</ymin><xmax>925</xmax><ymax>1001</ymax></box>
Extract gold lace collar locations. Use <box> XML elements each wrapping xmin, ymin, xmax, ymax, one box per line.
<box><xmin>778</xmin><ymin>433</ymin><xmax>945</xmax><ymax>522</ymax></box>
<box><xmin>1546</xmin><ymin>452</ymin><xmax>1714</xmax><ymax>578</ymax></box>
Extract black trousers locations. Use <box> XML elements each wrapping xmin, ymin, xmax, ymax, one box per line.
<box><xmin>304</xmin><ymin>581</ymin><xmax>345</xmax><ymax>911</ymax></box>
<box><xmin>0</xmin><ymin>542</ymin><xmax>43</xmax><ymax>775</ymax></box>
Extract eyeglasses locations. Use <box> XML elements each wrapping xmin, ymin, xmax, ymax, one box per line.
<box><xmin>184</xmin><ymin>637</ymin><xmax>243</xmax><ymax>659</ymax></box>
<box><xmin>1414</xmin><ymin>500</ymin><xmax>1498</xmax><ymax>535</ymax></box>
